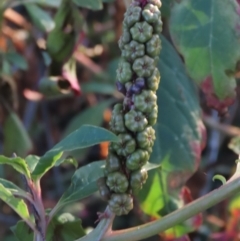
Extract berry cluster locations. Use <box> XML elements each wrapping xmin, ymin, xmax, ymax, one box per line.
<box><xmin>98</xmin><ymin>0</ymin><xmax>162</xmax><ymax>216</ymax></box>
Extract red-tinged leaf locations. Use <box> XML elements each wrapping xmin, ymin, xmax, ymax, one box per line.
<box><xmin>62</xmin><ymin>59</ymin><xmax>81</xmax><ymax>96</ymax></box>
<box><xmin>201</xmin><ymin>77</ymin><xmax>235</xmax><ymax>115</ymax></box>
<box><xmin>170</xmin><ymin>0</ymin><xmax>240</xmax><ymax>113</ymax></box>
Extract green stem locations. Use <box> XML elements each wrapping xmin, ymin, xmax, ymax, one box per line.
<box><xmin>100</xmin><ymin>165</ymin><xmax>240</xmax><ymax>241</ymax></box>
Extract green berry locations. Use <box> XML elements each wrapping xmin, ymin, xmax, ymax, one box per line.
<box><xmin>106</xmin><ymin>172</ymin><xmax>129</xmax><ymax>193</ymax></box>
<box><xmin>130</xmin><ymin>21</ymin><xmax>153</xmax><ymax>43</ymax></box>
<box><xmin>142</xmin><ymin>4</ymin><xmax>161</xmax><ymax>24</ymax></box>
<box><xmin>124</xmin><ymin>110</ymin><xmax>148</xmax><ymax>132</ymax></box>
<box><xmin>124</xmin><ymin>5</ymin><xmax>142</xmax><ymax>27</ymax></box>
<box><xmin>122</xmin><ymin>40</ymin><xmax>145</xmax><ymax>61</ymax></box>
<box><xmin>136</xmin><ymin>126</ymin><xmax>156</xmax><ymax>149</ymax></box>
<box><xmin>108</xmin><ymin>194</ymin><xmax>133</xmax><ymax>216</ymax></box>
<box><xmin>126</xmin><ymin>149</ymin><xmax>149</xmax><ymax>170</ymax></box>
<box><xmin>109</xmin><ymin>112</ymin><xmax>126</xmax><ymax>133</ymax></box>
<box><xmin>133</xmin><ymin>55</ymin><xmax>155</xmax><ymax>77</ymax></box>
<box><xmin>146</xmin><ymin>34</ymin><xmax>161</xmax><ymax>57</ymax></box>
<box><xmin>97</xmin><ymin>178</ymin><xmax>111</xmax><ymax>201</ymax></box>
<box><xmin>130</xmin><ymin>169</ymin><xmax>148</xmax><ymax>192</ymax></box>
<box><xmin>106</xmin><ymin>153</ymin><xmax>121</xmax><ymax>173</ymax></box>
<box><xmin>134</xmin><ymin>90</ymin><xmax>157</xmax><ymax>113</ymax></box>
<box><xmin>116</xmin><ymin>60</ymin><xmax>133</xmax><ymax>84</ymax></box>
<box><xmin>152</xmin><ymin>18</ymin><xmax>163</xmax><ymax>34</ymax></box>
<box><xmin>145</xmin><ymin>105</ymin><xmax>158</xmax><ymax>125</ymax></box>
<box><xmin>112</xmin><ymin>133</ymin><xmax>136</xmax><ymax>156</ymax></box>
<box><xmin>146</xmin><ymin>68</ymin><xmax>160</xmax><ymax>91</ymax></box>
<box><xmin>122</xmin><ymin>27</ymin><xmax>131</xmax><ymax>44</ymax></box>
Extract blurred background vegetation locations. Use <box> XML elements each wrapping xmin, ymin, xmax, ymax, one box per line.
<box><xmin>0</xmin><ymin>0</ymin><xmax>240</xmax><ymax>241</ymax></box>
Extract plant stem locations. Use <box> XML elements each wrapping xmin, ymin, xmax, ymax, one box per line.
<box><xmin>101</xmin><ymin>164</ymin><xmax>240</xmax><ymax>241</ymax></box>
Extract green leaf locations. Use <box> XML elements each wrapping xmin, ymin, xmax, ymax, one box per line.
<box><xmin>0</xmin><ymin>184</ymin><xmax>31</xmax><ymax>222</ymax></box>
<box><xmin>11</xmin><ymin>221</ymin><xmax>33</xmax><ymax>241</ymax></box>
<box><xmin>63</xmin><ymin>99</ymin><xmax>115</xmax><ymax>137</ymax></box>
<box><xmin>25</xmin><ymin>3</ymin><xmax>55</xmax><ymax>32</ymax></box>
<box><xmin>25</xmin><ymin>155</ymin><xmax>40</xmax><ymax>173</ymax></box>
<box><xmin>11</xmin><ymin>213</ymin><xmax>85</xmax><ymax>241</ymax></box>
<box><xmin>46</xmin><ymin>0</ymin><xmax>83</xmax><ymax>62</ymax></box>
<box><xmin>0</xmin><ymin>156</ymin><xmax>30</xmax><ymax>178</ymax></box>
<box><xmin>139</xmin><ymin>35</ymin><xmax>204</xmax><ymax>236</ymax></box>
<box><xmin>4</xmin><ymin>52</ymin><xmax>28</xmax><ymax>70</ymax></box>
<box><xmin>169</xmin><ymin>0</ymin><xmax>239</xmax><ymax>100</ymax></box>
<box><xmin>161</xmin><ymin>0</ymin><xmax>174</xmax><ymax>17</ymax></box>
<box><xmin>73</xmin><ymin>0</ymin><xmax>103</xmax><ymax>10</ymax></box>
<box><xmin>228</xmin><ymin>136</ymin><xmax>240</xmax><ymax>155</ymax></box>
<box><xmin>48</xmin><ymin>213</ymin><xmax>85</xmax><ymax>240</ymax></box>
<box><xmin>32</xmin><ymin>125</ymin><xmax>119</xmax><ymax>179</ymax></box>
<box><xmin>0</xmin><ymin>178</ymin><xmax>25</xmax><ymax>193</ymax></box>
<box><xmin>61</xmin><ymin>156</ymin><xmax>78</xmax><ymax>168</ymax></box>
<box><xmin>3</xmin><ymin>112</ymin><xmax>33</xmax><ymax>157</ymax></box>
<box><xmin>50</xmin><ymin>160</ymin><xmax>156</xmax><ymax>217</ymax></box>
<box><xmin>49</xmin><ymin>161</ymin><xmax>105</xmax><ymax>216</ymax></box>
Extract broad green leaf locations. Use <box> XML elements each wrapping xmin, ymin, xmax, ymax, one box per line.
<box><xmin>11</xmin><ymin>221</ymin><xmax>33</xmax><ymax>241</ymax></box>
<box><xmin>25</xmin><ymin>155</ymin><xmax>40</xmax><ymax>173</ymax></box>
<box><xmin>0</xmin><ymin>178</ymin><xmax>27</xmax><ymax>197</ymax></box>
<box><xmin>46</xmin><ymin>0</ymin><xmax>83</xmax><ymax>62</ymax></box>
<box><xmin>63</xmin><ymin>99</ymin><xmax>115</xmax><ymax>137</ymax></box>
<box><xmin>50</xmin><ymin>161</ymin><xmax>105</xmax><ymax>216</ymax></box>
<box><xmin>138</xmin><ymin>35</ymin><xmax>204</xmax><ymax>236</ymax></box>
<box><xmin>4</xmin><ymin>52</ymin><xmax>28</xmax><ymax>70</ymax></box>
<box><xmin>169</xmin><ymin>0</ymin><xmax>239</xmax><ymax>100</ymax></box>
<box><xmin>12</xmin><ymin>213</ymin><xmax>85</xmax><ymax>241</ymax></box>
<box><xmin>0</xmin><ymin>156</ymin><xmax>30</xmax><ymax>178</ymax></box>
<box><xmin>32</xmin><ymin>125</ymin><xmax>119</xmax><ymax>179</ymax></box>
<box><xmin>0</xmin><ymin>184</ymin><xmax>31</xmax><ymax>223</ymax></box>
<box><xmin>48</xmin><ymin>213</ymin><xmax>85</xmax><ymax>240</ymax></box>
<box><xmin>50</xmin><ymin>161</ymin><xmax>158</xmax><ymax>217</ymax></box>
<box><xmin>25</xmin><ymin>4</ymin><xmax>55</xmax><ymax>32</ymax></box>
<box><xmin>3</xmin><ymin>112</ymin><xmax>33</xmax><ymax>157</ymax></box>
<box><xmin>73</xmin><ymin>0</ymin><xmax>103</xmax><ymax>10</ymax></box>
<box><xmin>161</xmin><ymin>0</ymin><xmax>174</xmax><ymax>17</ymax></box>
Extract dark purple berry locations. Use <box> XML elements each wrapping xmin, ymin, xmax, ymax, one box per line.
<box><xmin>135</xmin><ymin>77</ymin><xmax>146</xmax><ymax>89</ymax></box>
<box><xmin>116</xmin><ymin>81</ymin><xmax>126</xmax><ymax>95</ymax></box>
<box><xmin>131</xmin><ymin>84</ymin><xmax>141</xmax><ymax>94</ymax></box>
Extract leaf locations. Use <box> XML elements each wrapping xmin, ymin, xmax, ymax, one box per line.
<box><xmin>228</xmin><ymin>136</ymin><xmax>240</xmax><ymax>155</ymax></box>
<box><xmin>49</xmin><ymin>161</ymin><xmax>105</xmax><ymax>217</ymax></box>
<box><xmin>50</xmin><ymin>161</ymin><xmax>157</xmax><ymax>217</ymax></box>
<box><xmin>46</xmin><ymin>0</ymin><xmax>83</xmax><ymax>62</ymax></box>
<box><xmin>0</xmin><ymin>184</ymin><xmax>31</xmax><ymax>222</ymax></box>
<box><xmin>169</xmin><ymin>0</ymin><xmax>239</xmax><ymax>110</ymax></box>
<box><xmin>11</xmin><ymin>221</ymin><xmax>33</xmax><ymax>241</ymax></box>
<box><xmin>25</xmin><ymin>3</ymin><xmax>55</xmax><ymax>32</ymax></box>
<box><xmin>139</xmin><ymin>36</ymin><xmax>204</xmax><ymax>236</ymax></box>
<box><xmin>73</xmin><ymin>0</ymin><xmax>103</xmax><ymax>10</ymax></box>
<box><xmin>3</xmin><ymin>112</ymin><xmax>33</xmax><ymax>157</ymax></box>
<box><xmin>63</xmin><ymin>99</ymin><xmax>115</xmax><ymax>137</ymax></box>
<box><xmin>161</xmin><ymin>0</ymin><xmax>174</xmax><ymax>17</ymax></box>
<box><xmin>0</xmin><ymin>178</ymin><xmax>25</xmax><ymax>193</ymax></box>
<box><xmin>32</xmin><ymin>125</ymin><xmax>119</xmax><ymax>179</ymax></box>
<box><xmin>48</xmin><ymin>213</ymin><xmax>85</xmax><ymax>240</ymax></box>
<box><xmin>0</xmin><ymin>156</ymin><xmax>30</xmax><ymax>178</ymax></box>
<box><xmin>25</xmin><ymin>155</ymin><xmax>40</xmax><ymax>173</ymax></box>
<box><xmin>11</xmin><ymin>213</ymin><xmax>85</xmax><ymax>241</ymax></box>
<box><xmin>4</xmin><ymin>52</ymin><xmax>28</xmax><ymax>70</ymax></box>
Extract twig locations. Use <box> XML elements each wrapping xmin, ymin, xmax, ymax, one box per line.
<box><xmin>203</xmin><ymin>115</ymin><xmax>240</xmax><ymax>137</ymax></box>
